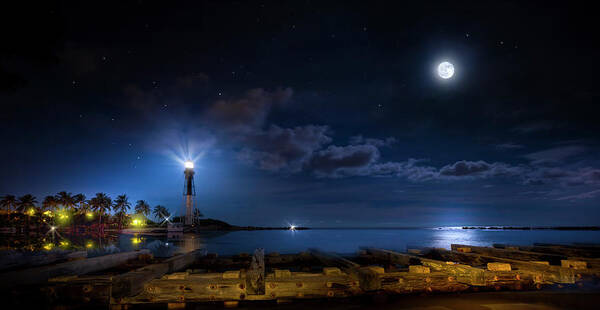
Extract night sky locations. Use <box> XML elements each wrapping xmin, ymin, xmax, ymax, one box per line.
<box><xmin>2</xmin><ymin>1</ymin><xmax>599</xmax><ymax>227</ymax></box>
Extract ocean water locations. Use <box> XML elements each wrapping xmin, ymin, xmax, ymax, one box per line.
<box><xmin>118</xmin><ymin>228</ymin><xmax>600</xmax><ymax>255</ymax></box>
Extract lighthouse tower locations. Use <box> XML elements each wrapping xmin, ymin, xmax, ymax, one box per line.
<box><xmin>183</xmin><ymin>161</ymin><xmax>196</xmax><ymax>226</ymax></box>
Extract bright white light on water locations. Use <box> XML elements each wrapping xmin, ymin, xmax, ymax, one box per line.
<box><xmin>437</xmin><ymin>61</ymin><xmax>454</xmax><ymax>79</ymax></box>
<box><xmin>184</xmin><ymin>161</ymin><xmax>194</xmax><ymax>169</ymax></box>
<box><xmin>289</xmin><ymin>225</ymin><xmax>296</xmax><ymax>231</ymax></box>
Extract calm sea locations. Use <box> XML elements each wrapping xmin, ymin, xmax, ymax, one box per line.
<box><xmin>116</xmin><ymin>228</ymin><xmax>600</xmax><ymax>255</ymax></box>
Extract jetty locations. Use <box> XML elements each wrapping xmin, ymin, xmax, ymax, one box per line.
<box><xmin>3</xmin><ymin>242</ymin><xmax>600</xmax><ymax>308</ymax></box>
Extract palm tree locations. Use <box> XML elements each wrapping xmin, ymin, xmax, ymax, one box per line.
<box><xmin>89</xmin><ymin>193</ymin><xmax>111</xmax><ymax>233</ymax></box>
<box><xmin>152</xmin><ymin>205</ymin><xmax>170</xmax><ymax>222</ymax></box>
<box><xmin>1</xmin><ymin>195</ymin><xmax>17</xmax><ymax>222</ymax></box>
<box><xmin>16</xmin><ymin>194</ymin><xmax>38</xmax><ymax>232</ymax></box>
<box><xmin>42</xmin><ymin>195</ymin><xmax>58</xmax><ymax>212</ymax></box>
<box><xmin>113</xmin><ymin>194</ymin><xmax>131</xmax><ymax>230</ymax></box>
<box><xmin>56</xmin><ymin>191</ymin><xmax>77</xmax><ymax>232</ymax></box>
<box><xmin>135</xmin><ymin>200</ymin><xmax>151</xmax><ymax>217</ymax></box>
<box><xmin>74</xmin><ymin>194</ymin><xmax>87</xmax><ymax>212</ymax></box>
<box><xmin>41</xmin><ymin>195</ymin><xmax>58</xmax><ymax>227</ymax></box>
<box><xmin>73</xmin><ymin>194</ymin><xmax>87</xmax><ymax>228</ymax></box>
<box><xmin>56</xmin><ymin>191</ymin><xmax>76</xmax><ymax>213</ymax></box>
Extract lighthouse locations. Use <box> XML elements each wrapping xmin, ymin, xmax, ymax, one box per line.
<box><xmin>183</xmin><ymin>161</ymin><xmax>196</xmax><ymax>226</ymax></box>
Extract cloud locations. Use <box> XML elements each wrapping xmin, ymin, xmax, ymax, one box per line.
<box><xmin>512</xmin><ymin>121</ymin><xmax>555</xmax><ymax>134</ymax></box>
<box><xmin>523</xmin><ymin>145</ymin><xmax>586</xmax><ymax>165</ymax></box>
<box><xmin>523</xmin><ymin>167</ymin><xmax>600</xmax><ymax>186</ymax></box>
<box><xmin>368</xmin><ymin>159</ymin><xmax>438</xmax><ymax>181</ymax></box>
<box><xmin>495</xmin><ymin>142</ymin><xmax>524</xmax><ymax>150</ymax></box>
<box><xmin>308</xmin><ymin>144</ymin><xmax>380</xmax><ymax>177</ymax></box>
<box><xmin>205</xmin><ymin>88</ymin><xmax>293</xmax><ymax>133</ymax></box>
<box><xmin>349</xmin><ymin>135</ymin><xmax>397</xmax><ymax>147</ymax></box>
<box><xmin>556</xmin><ymin>189</ymin><xmax>600</xmax><ymax>201</ymax></box>
<box><xmin>238</xmin><ymin>125</ymin><xmax>331</xmax><ymax>172</ymax></box>
<box><xmin>438</xmin><ymin>160</ymin><xmax>525</xmax><ymax>179</ymax></box>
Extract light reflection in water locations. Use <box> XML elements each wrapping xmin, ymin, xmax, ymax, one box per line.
<box><xmin>2</xmin><ymin>228</ymin><xmax>600</xmax><ymax>256</ymax></box>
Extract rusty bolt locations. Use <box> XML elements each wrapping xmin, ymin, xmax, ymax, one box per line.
<box><xmin>327</xmin><ymin>291</ymin><xmax>334</xmax><ymax>297</ymax></box>
<box><xmin>296</xmin><ymin>282</ymin><xmax>303</xmax><ymax>288</ymax></box>
<box><xmin>238</xmin><ymin>283</ymin><xmax>245</xmax><ymax>290</ymax></box>
<box><xmin>82</xmin><ymin>285</ymin><xmax>92</xmax><ymax>293</ymax></box>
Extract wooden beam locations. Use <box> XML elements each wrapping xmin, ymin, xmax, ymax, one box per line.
<box><xmin>509</xmin><ymin>244</ymin><xmax>600</xmax><ymax>258</ymax></box>
<box><xmin>453</xmin><ymin>244</ymin><xmax>600</xmax><ymax>275</ymax></box>
<box><xmin>308</xmin><ymin>249</ymin><xmax>360</xmax><ymax>271</ymax></box>
<box><xmin>246</xmin><ymin>248</ymin><xmax>265</xmax><ymax>295</ymax></box>
<box><xmin>112</xmin><ymin>249</ymin><xmax>204</xmax><ymax>298</ymax></box>
<box><xmin>0</xmin><ymin>249</ymin><xmax>150</xmax><ymax>288</ymax></box>
<box><xmin>430</xmin><ymin>248</ymin><xmax>575</xmax><ymax>284</ymax></box>
<box><xmin>363</xmin><ymin>248</ymin><xmax>487</xmax><ymax>286</ymax></box>
<box><xmin>309</xmin><ymin>249</ymin><xmax>384</xmax><ymax>291</ymax></box>
<box><xmin>452</xmin><ymin>244</ymin><xmax>566</xmax><ymax>265</ymax></box>
<box><xmin>0</xmin><ymin>250</ymin><xmax>87</xmax><ymax>272</ymax></box>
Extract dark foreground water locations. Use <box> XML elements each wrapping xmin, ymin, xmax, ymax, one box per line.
<box><xmin>3</xmin><ymin>228</ymin><xmax>600</xmax><ymax>256</ymax></box>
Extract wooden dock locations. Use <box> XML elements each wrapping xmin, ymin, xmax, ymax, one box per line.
<box><xmin>3</xmin><ymin>242</ymin><xmax>600</xmax><ymax>308</ymax></box>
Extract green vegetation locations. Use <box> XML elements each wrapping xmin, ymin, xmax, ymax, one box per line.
<box><xmin>0</xmin><ymin>192</ymin><xmax>189</xmax><ymax>232</ymax></box>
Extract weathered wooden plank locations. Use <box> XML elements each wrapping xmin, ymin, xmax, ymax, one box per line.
<box><xmin>308</xmin><ymin>249</ymin><xmax>360</xmax><ymax>270</ymax></box>
<box><xmin>262</xmin><ymin>271</ymin><xmax>360</xmax><ymax>300</ymax></box>
<box><xmin>379</xmin><ymin>271</ymin><xmax>470</xmax><ymax>293</ymax></box>
<box><xmin>0</xmin><ymin>249</ymin><xmax>150</xmax><ymax>288</ymax></box>
<box><xmin>0</xmin><ymin>250</ymin><xmax>87</xmax><ymax>272</ymax></box>
<box><xmin>112</xmin><ymin>249</ymin><xmax>204</xmax><ymax>298</ymax></box>
<box><xmin>308</xmin><ymin>249</ymin><xmax>380</xmax><ymax>291</ymax></box>
<box><xmin>452</xmin><ymin>244</ymin><xmax>566</xmax><ymax>265</ymax></box>
<box><xmin>364</xmin><ymin>248</ymin><xmax>487</xmax><ymax>286</ymax></box>
<box><xmin>246</xmin><ymin>248</ymin><xmax>265</xmax><ymax>295</ymax></box>
<box><xmin>118</xmin><ymin>273</ymin><xmax>246</xmax><ymax>304</ymax></box>
<box><xmin>452</xmin><ymin>244</ymin><xmax>600</xmax><ymax>277</ymax></box>
<box><xmin>43</xmin><ymin>275</ymin><xmax>113</xmax><ymax>305</ymax></box>
<box><xmin>429</xmin><ymin>248</ymin><xmax>575</xmax><ymax>284</ymax></box>
<box><xmin>494</xmin><ymin>244</ymin><xmax>600</xmax><ymax>258</ymax></box>
<box><xmin>118</xmin><ymin>271</ymin><xmax>360</xmax><ymax>304</ymax></box>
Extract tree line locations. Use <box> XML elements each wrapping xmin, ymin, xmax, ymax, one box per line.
<box><xmin>0</xmin><ymin>192</ymin><xmax>173</xmax><ymax>232</ymax></box>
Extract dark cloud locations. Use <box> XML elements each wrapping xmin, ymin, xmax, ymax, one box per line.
<box><xmin>308</xmin><ymin>144</ymin><xmax>380</xmax><ymax>177</ymax></box>
<box><xmin>205</xmin><ymin>88</ymin><xmax>293</xmax><ymax>133</ymax></box>
<box><xmin>349</xmin><ymin>135</ymin><xmax>397</xmax><ymax>147</ymax></box>
<box><xmin>438</xmin><ymin>160</ymin><xmax>525</xmax><ymax>179</ymax></box>
<box><xmin>523</xmin><ymin>167</ymin><xmax>600</xmax><ymax>187</ymax></box>
<box><xmin>556</xmin><ymin>189</ymin><xmax>600</xmax><ymax>201</ymax></box>
<box><xmin>495</xmin><ymin>142</ymin><xmax>524</xmax><ymax>150</ymax></box>
<box><xmin>523</xmin><ymin>145</ymin><xmax>586</xmax><ymax>165</ymax></box>
<box><xmin>512</xmin><ymin>121</ymin><xmax>556</xmax><ymax>134</ymax></box>
<box><xmin>238</xmin><ymin>125</ymin><xmax>331</xmax><ymax>172</ymax></box>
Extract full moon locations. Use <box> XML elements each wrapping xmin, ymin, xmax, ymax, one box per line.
<box><xmin>437</xmin><ymin>61</ymin><xmax>454</xmax><ymax>79</ymax></box>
